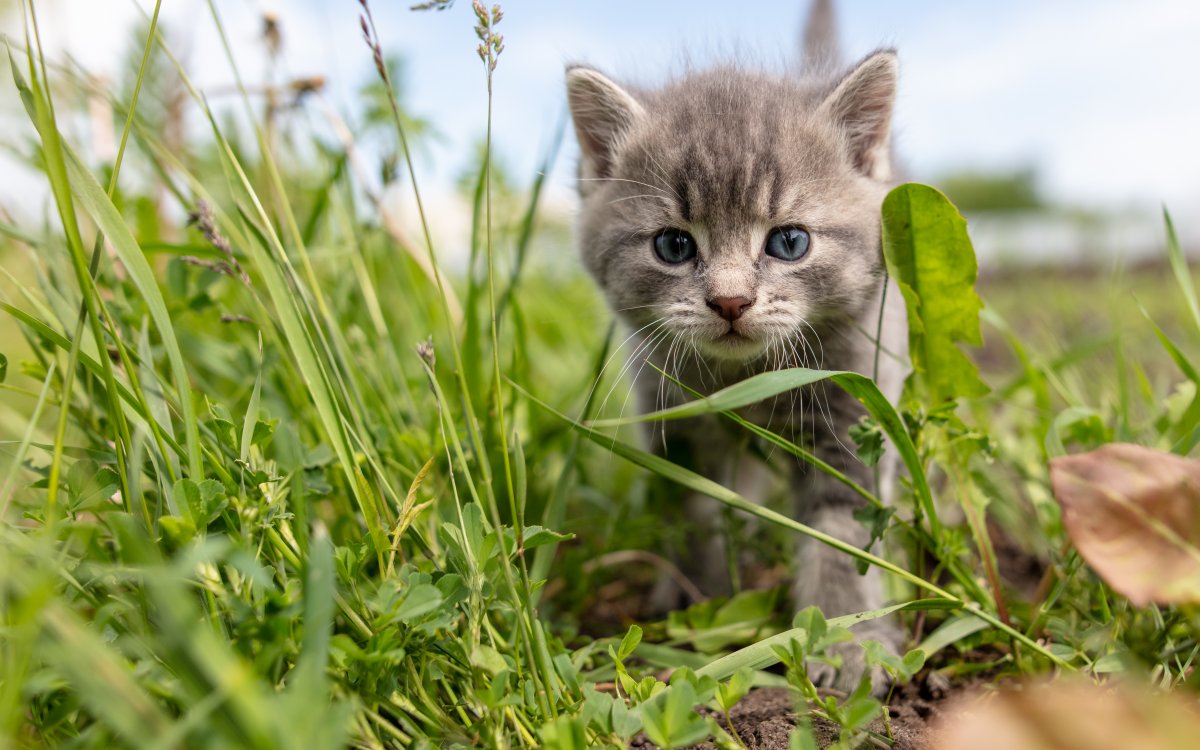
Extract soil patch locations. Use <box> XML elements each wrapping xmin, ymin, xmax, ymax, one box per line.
<box><xmin>629</xmin><ymin>668</ymin><xmax>984</xmax><ymax>749</ymax></box>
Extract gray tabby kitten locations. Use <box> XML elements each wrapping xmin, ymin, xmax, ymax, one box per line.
<box><xmin>565</xmin><ymin>3</ymin><xmax>907</xmax><ymax>691</ymax></box>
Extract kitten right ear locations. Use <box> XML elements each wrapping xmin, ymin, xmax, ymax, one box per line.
<box><xmin>817</xmin><ymin>50</ymin><xmax>898</xmax><ymax>181</ymax></box>
<box><xmin>566</xmin><ymin>66</ymin><xmax>644</xmax><ymax>184</ymax></box>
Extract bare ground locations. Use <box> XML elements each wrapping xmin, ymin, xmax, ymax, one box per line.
<box><xmin>628</xmin><ymin>667</ymin><xmax>969</xmax><ymax>750</ymax></box>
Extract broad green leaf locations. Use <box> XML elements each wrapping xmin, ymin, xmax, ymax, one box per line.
<box><xmin>158</xmin><ymin>515</ymin><xmax>196</xmax><ymax>546</ymax></box>
<box><xmin>841</xmin><ymin>694</ymin><xmax>882</xmax><ymax>733</ymax></box>
<box><xmin>791</xmin><ymin>606</ymin><xmax>828</xmax><ymax>642</ymax></box>
<box><xmin>1050</xmin><ymin>443</ymin><xmax>1200</xmax><ymax>606</ymax></box>
<box><xmin>65</xmin><ymin>459</ymin><xmax>119</xmax><ymax>512</ymax></box>
<box><xmin>714</xmin><ymin>668</ymin><xmax>754</xmax><ymax>712</ymax></box>
<box><xmin>471</xmin><ymin>644</ymin><xmax>509</xmax><ymax>676</ymax></box>
<box><xmin>903</xmin><ymin>649</ymin><xmax>927</xmax><ymax>678</ymax></box>
<box><xmin>863</xmin><ymin>640</ymin><xmax>925</xmax><ymax>682</ymax></box>
<box><xmin>1091</xmin><ymin>652</ymin><xmax>1130</xmax><ymax>674</ymax></box>
<box><xmin>172</xmin><ymin>478</ymin><xmax>226</xmax><ymax>527</ymax></box>
<box><xmin>521</xmin><ymin>526</ymin><xmax>574</xmax><ymax>550</ymax></box>
<box><xmin>461</xmin><ymin>502</ymin><xmax>487</xmax><ymax>563</ymax></box>
<box><xmin>882</xmin><ymin>183</ymin><xmax>989</xmax><ymax>404</ymax></box>
<box><xmin>618</xmin><ymin>624</ymin><xmax>643</xmax><ymax>661</ymax></box>
<box><xmin>579</xmin><ymin>685</ymin><xmax>614</xmax><ymax>732</ymax></box>
<box><xmin>395</xmin><ymin>583</ymin><xmax>444</xmax><ymax>623</ymax></box>
<box><xmin>539</xmin><ymin>714</ymin><xmax>588</xmax><ymax>750</ymax></box>
<box><xmin>849</xmin><ymin>417</ymin><xmax>884</xmax><ymax>466</ymax></box>
<box><xmin>609</xmin><ymin>696</ymin><xmax>641</xmax><ymax>739</ymax></box>
<box><xmin>640</xmin><ymin>680</ymin><xmax>709</xmax><ymax>749</ymax></box>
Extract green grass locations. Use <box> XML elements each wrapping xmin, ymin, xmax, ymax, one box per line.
<box><xmin>2</xmin><ymin>3</ymin><xmax>1199</xmax><ymax>748</ymax></box>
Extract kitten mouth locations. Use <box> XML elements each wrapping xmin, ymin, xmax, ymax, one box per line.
<box><xmin>697</xmin><ymin>327</ymin><xmax>766</xmax><ymax>361</ymax></box>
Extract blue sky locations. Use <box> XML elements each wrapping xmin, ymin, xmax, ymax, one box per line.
<box><xmin>9</xmin><ymin>0</ymin><xmax>1200</xmax><ymax>222</ymax></box>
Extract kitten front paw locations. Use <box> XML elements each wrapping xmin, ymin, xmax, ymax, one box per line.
<box><xmin>809</xmin><ymin>641</ymin><xmax>890</xmax><ymax>697</ymax></box>
<box><xmin>811</xmin><ymin>621</ymin><xmax>901</xmax><ymax>698</ymax></box>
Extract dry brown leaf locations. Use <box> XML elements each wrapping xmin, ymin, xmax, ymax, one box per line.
<box><xmin>932</xmin><ymin>679</ymin><xmax>1200</xmax><ymax>750</ymax></box>
<box><xmin>1049</xmin><ymin>442</ymin><xmax>1200</xmax><ymax>606</ymax></box>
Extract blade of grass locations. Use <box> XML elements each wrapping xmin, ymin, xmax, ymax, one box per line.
<box><xmin>1164</xmin><ymin>209</ymin><xmax>1200</xmax><ymax>338</ymax></box>
<box><xmin>17</xmin><ymin>3</ymin><xmax>177</xmax><ymax>527</ymax></box>
<box><xmin>530</xmin><ymin>322</ymin><xmax>615</xmax><ymax>588</ymax></box>
<box><xmin>282</xmin><ymin>526</ymin><xmax>348</xmax><ymax>749</ymax></box>
<box><xmin>0</xmin><ymin>300</ymin><xmax>185</xmax><ymax>459</ymax></box>
<box><xmin>60</xmin><ymin>143</ymin><xmax>202</xmax><ymax>477</ymax></box>
<box><xmin>591</xmin><ymin>366</ymin><xmax>940</xmax><ymax>537</ymax></box>
<box><xmin>472</xmin><ymin>4</ymin><xmax>560</xmax><ymax>715</ymax></box>
<box><xmin>495</xmin><ymin>115</ymin><xmax>565</xmax><ymax>320</ymax></box>
<box><xmin>648</xmin><ymin>361</ymin><xmax>989</xmax><ymax>604</ymax></box>
<box><xmin>239</xmin><ymin>334</ymin><xmax>264</xmax><ymax>466</ymax></box>
<box><xmin>41</xmin><ymin>603</ymin><xmax>174</xmax><ymax>743</ymax></box>
<box><xmin>0</xmin><ymin>360</ymin><xmax>56</xmax><ymax>518</ymax></box>
<box><xmin>917</xmin><ymin>614</ymin><xmax>990</xmax><ymax>659</ymax></box>
<box><xmin>205</xmin><ymin>2</ymin><xmax>390</xmax><ymax>485</ymax></box>
<box><xmin>13</xmin><ymin>18</ymin><xmax>132</xmax><ymax>520</ymax></box>
<box><xmin>691</xmin><ymin>599</ymin><xmax>961</xmax><ymax>683</ymax></box>
<box><xmin>1139</xmin><ymin>302</ymin><xmax>1200</xmax><ymax>452</ymax></box>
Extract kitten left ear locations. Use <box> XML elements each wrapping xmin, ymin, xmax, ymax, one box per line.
<box><xmin>818</xmin><ymin>50</ymin><xmax>898</xmax><ymax>181</ymax></box>
<box><xmin>566</xmin><ymin>66</ymin><xmax>644</xmax><ymax>186</ymax></box>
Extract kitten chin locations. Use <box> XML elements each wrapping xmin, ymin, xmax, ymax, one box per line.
<box><xmin>692</xmin><ymin>335</ymin><xmax>767</xmax><ymax>363</ymax></box>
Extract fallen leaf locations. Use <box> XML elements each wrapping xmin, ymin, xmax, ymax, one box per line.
<box><xmin>933</xmin><ymin>679</ymin><xmax>1200</xmax><ymax>750</ymax></box>
<box><xmin>1049</xmin><ymin>442</ymin><xmax>1200</xmax><ymax>606</ymax></box>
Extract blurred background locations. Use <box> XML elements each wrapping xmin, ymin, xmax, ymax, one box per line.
<box><xmin>2</xmin><ymin>0</ymin><xmax>1199</xmax><ymax>266</ymax></box>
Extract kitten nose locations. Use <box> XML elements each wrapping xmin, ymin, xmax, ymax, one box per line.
<box><xmin>706</xmin><ymin>296</ymin><xmax>755</xmax><ymax>322</ymax></box>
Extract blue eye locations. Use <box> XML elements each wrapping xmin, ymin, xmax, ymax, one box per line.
<box><xmin>765</xmin><ymin>226</ymin><xmax>810</xmax><ymax>261</ymax></box>
<box><xmin>653</xmin><ymin>228</ymin><xmax>697</xmax><ymax>264</ymax></box>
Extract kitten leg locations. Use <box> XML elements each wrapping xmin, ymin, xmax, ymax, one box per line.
<box><xmin>679</xmin><ymin>437</ymin><xmax>777</xmax><ymax>591</ymax></box>
<box><xmin>643</xmin><ymin>488</ymin><xmax>731</xmax><ymax>613</ymax></box>
<box><xmin>793</xmin><ymin>447</ymin><xmax>901</xmax><ymax>695</ymax></box>
<box><xmin>643</xmin><ymin>422</ymin><xmax>743</xmax><ymax>613</ymax></box>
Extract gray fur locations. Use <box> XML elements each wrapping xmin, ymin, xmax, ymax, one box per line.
<box><xmin>566</xmin><ymin>26</ymin><xmax>907</xmax><ymax>693</ymax></box>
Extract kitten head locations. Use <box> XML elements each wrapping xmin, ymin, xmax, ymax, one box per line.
<box><xmin>566</xmin><ymin>52</ymin><xmax>898</xmax><ymax>363</ymax></box>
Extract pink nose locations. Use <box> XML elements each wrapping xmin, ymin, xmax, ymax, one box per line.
<box><xmin>706</xmin><ymin>296</ymin><xmax>754</xmax><ymax>322</ymax></box>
